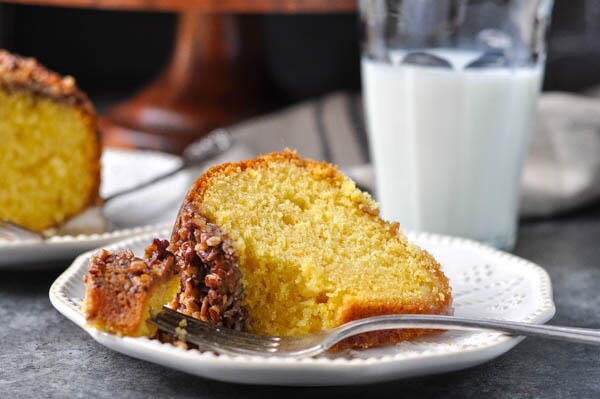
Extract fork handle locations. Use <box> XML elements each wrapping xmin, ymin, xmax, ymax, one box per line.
<box><xmin>102</xmin><ymin>129</ymin><xmax>233</xmax><ymax>203</ymax></box>
<box><xmin>330</xmin><ymin>315</ymin><xmax>600</xmax><ymax>347</ymax></box>
<box><xmin>102</xmin><ymin>165</ymin><xmax>185</xmax><ymax>202</ymax></box>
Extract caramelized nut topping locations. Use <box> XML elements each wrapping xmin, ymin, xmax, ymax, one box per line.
<box><xmin>169</xmin><ymin>203</ymin><xmax>247</xmax><ymax>330</ymax></box>
<box><xmin>0</xmin><ymin>50</ymin><xmax>96</xmax><ymax>116</ymax></box>
<box><xmin>83</xmin><ymin>239</ymin><xmax>178</xmax><ymax>336</ymax></box>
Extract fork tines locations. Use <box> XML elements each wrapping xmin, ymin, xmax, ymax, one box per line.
<box><xmin>150</xmin><ymin>307</ymin><xmax>282</xmax><ymax>355</ymax></box>
<box><xmin>0</xmin><ymin>219</ymin><xmax>44</xmax><ymax>241</ymax></box>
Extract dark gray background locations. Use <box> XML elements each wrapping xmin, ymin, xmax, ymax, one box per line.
<box><xmin>1</xmin><ymin>0</ymin><xmax>600</xmax><ymax>105</ymax></box>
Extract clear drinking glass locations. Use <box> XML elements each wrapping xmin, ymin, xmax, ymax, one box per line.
<box><xmin>360</xmin><ymin>0</ymin><xmax>554</xmax><ymax>250</ymax></box>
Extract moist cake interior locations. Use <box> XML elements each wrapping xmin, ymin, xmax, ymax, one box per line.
<box><xmin>174</xmin><ymin>151</ymin><xmax>451</xmax><ymax>339</ymax></box>
<box><xmin>0</xmin><ymin>50</ymin><xmax>100</xmax><ymax>232</ymax></box>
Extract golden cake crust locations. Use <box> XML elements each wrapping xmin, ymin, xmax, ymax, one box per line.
<box><xmin>183</xmin><ymin>150</ymin><xmax>346</xmax><ymax>206</ymax></box>
<box><xmin>172</xmin><ymin>149</ymin><xmax>452</xmax><ymax>349</ymax></box>
<box><xmin>0</xmin><ymin>50</ymin><xmax>101</xmax><ymax>226</ymax></box>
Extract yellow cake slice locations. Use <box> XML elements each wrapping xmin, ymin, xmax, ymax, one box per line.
<box><xmin>0</xmin><ymin>50</ymin><xmax>101</xmax><ymax>232</ymax></box>
<box><xmin>169</xmin><ymin>150</ymin><xmax>452</xmax><ymax>349</ymax></box>
<box><xmin>83</xmin><ymin>239</ymin><xmax>180</xmax><ymax>337</ymax></box>
<box><xmin>82</xmin><ymin>150</ymin><xmax>452</xmax><ymax>349</ymax></box>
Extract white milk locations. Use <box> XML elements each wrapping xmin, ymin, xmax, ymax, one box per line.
<box><xmin>362</xmin><ymin>50</ymin><xmax>543</xmax><ymax>248</ymax></box>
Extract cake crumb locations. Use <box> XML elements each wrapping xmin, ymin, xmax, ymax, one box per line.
<box><xmin>174</xmin><ymin>326</ymin><xmax>187</xmax><ymax>341</ymax></box>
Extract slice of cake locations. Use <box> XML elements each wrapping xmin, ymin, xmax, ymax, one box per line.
<box><xmin>82</xmin><ymin>150</ymin><xmax>452</xmax><ymax>349</ymax></box>
<box><xmin>83</xmin><ymin>239</ymin><xmax>180</xmax><ymax>337</ymax></box>
<box><xmin>0</xmin><ymin>50</ymin><xmax>101</xmax><ymax>232</ymax></box>
<box><xmin>169</xmin><ymin>150</ymin><xmax>452</xmax><ymax>348</ymax></box>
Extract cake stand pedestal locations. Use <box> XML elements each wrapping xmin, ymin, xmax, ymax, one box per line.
<box><xmin>6</xmin><ymin>0</ymin><xmax>356</xmax><ymax>153</ymax></box>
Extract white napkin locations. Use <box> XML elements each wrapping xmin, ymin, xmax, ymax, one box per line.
<box><xmin>520</xmin><ymin>92</ymin><xmax>600</xmax><ymax>217</ymax></box>
<box><xmin>206</xmin><ymin>90</ymin><xmax>600</xmax><ymax>218</ymax></box>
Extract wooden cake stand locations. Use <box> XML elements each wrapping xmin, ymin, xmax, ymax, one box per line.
<box><xmin>6</xmin><ymin>0</ymin><xmax>356</xmax><ymax>153</ymax></box>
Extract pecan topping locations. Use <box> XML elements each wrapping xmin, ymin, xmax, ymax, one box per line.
<box><xmin>169</xmin><ymin>203</ymin><xmax>248</xmax><ymax>330</ymax></box>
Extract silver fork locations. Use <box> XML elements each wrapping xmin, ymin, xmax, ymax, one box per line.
<box><xmin>0</xmin><ymin>219</ymin><xmax>47</xmax><ymax>241</ymax></box>
<box><xmin>151</xmin><ymin>307</ymin><xmax>600</xmax><ymax>358</ymax></box>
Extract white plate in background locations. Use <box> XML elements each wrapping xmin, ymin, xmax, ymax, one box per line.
<box><xmin>0</xmin><ymin>149</ymin><xmax>192</xmax><ymax>267</ymax></box>
<box><xmin>50</xmin><ymin>229</ymin><xmax>555</xmax><ymax>386</ymax></box>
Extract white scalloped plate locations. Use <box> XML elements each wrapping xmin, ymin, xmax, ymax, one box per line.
<box><xmin>49</xmin><ymin>229</ymin><xmax>555</xmax><ymax>386</ymax></box>
<box><xmin>0</xmin><ymin>149</ymin><xmax>192</xmax><ymax>267</ymax></box>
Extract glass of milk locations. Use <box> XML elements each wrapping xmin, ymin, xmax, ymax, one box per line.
<box><xmin>360</xmin><ymin>0</ymin><xmax>554</xmax><ymax>250</ymax></box>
